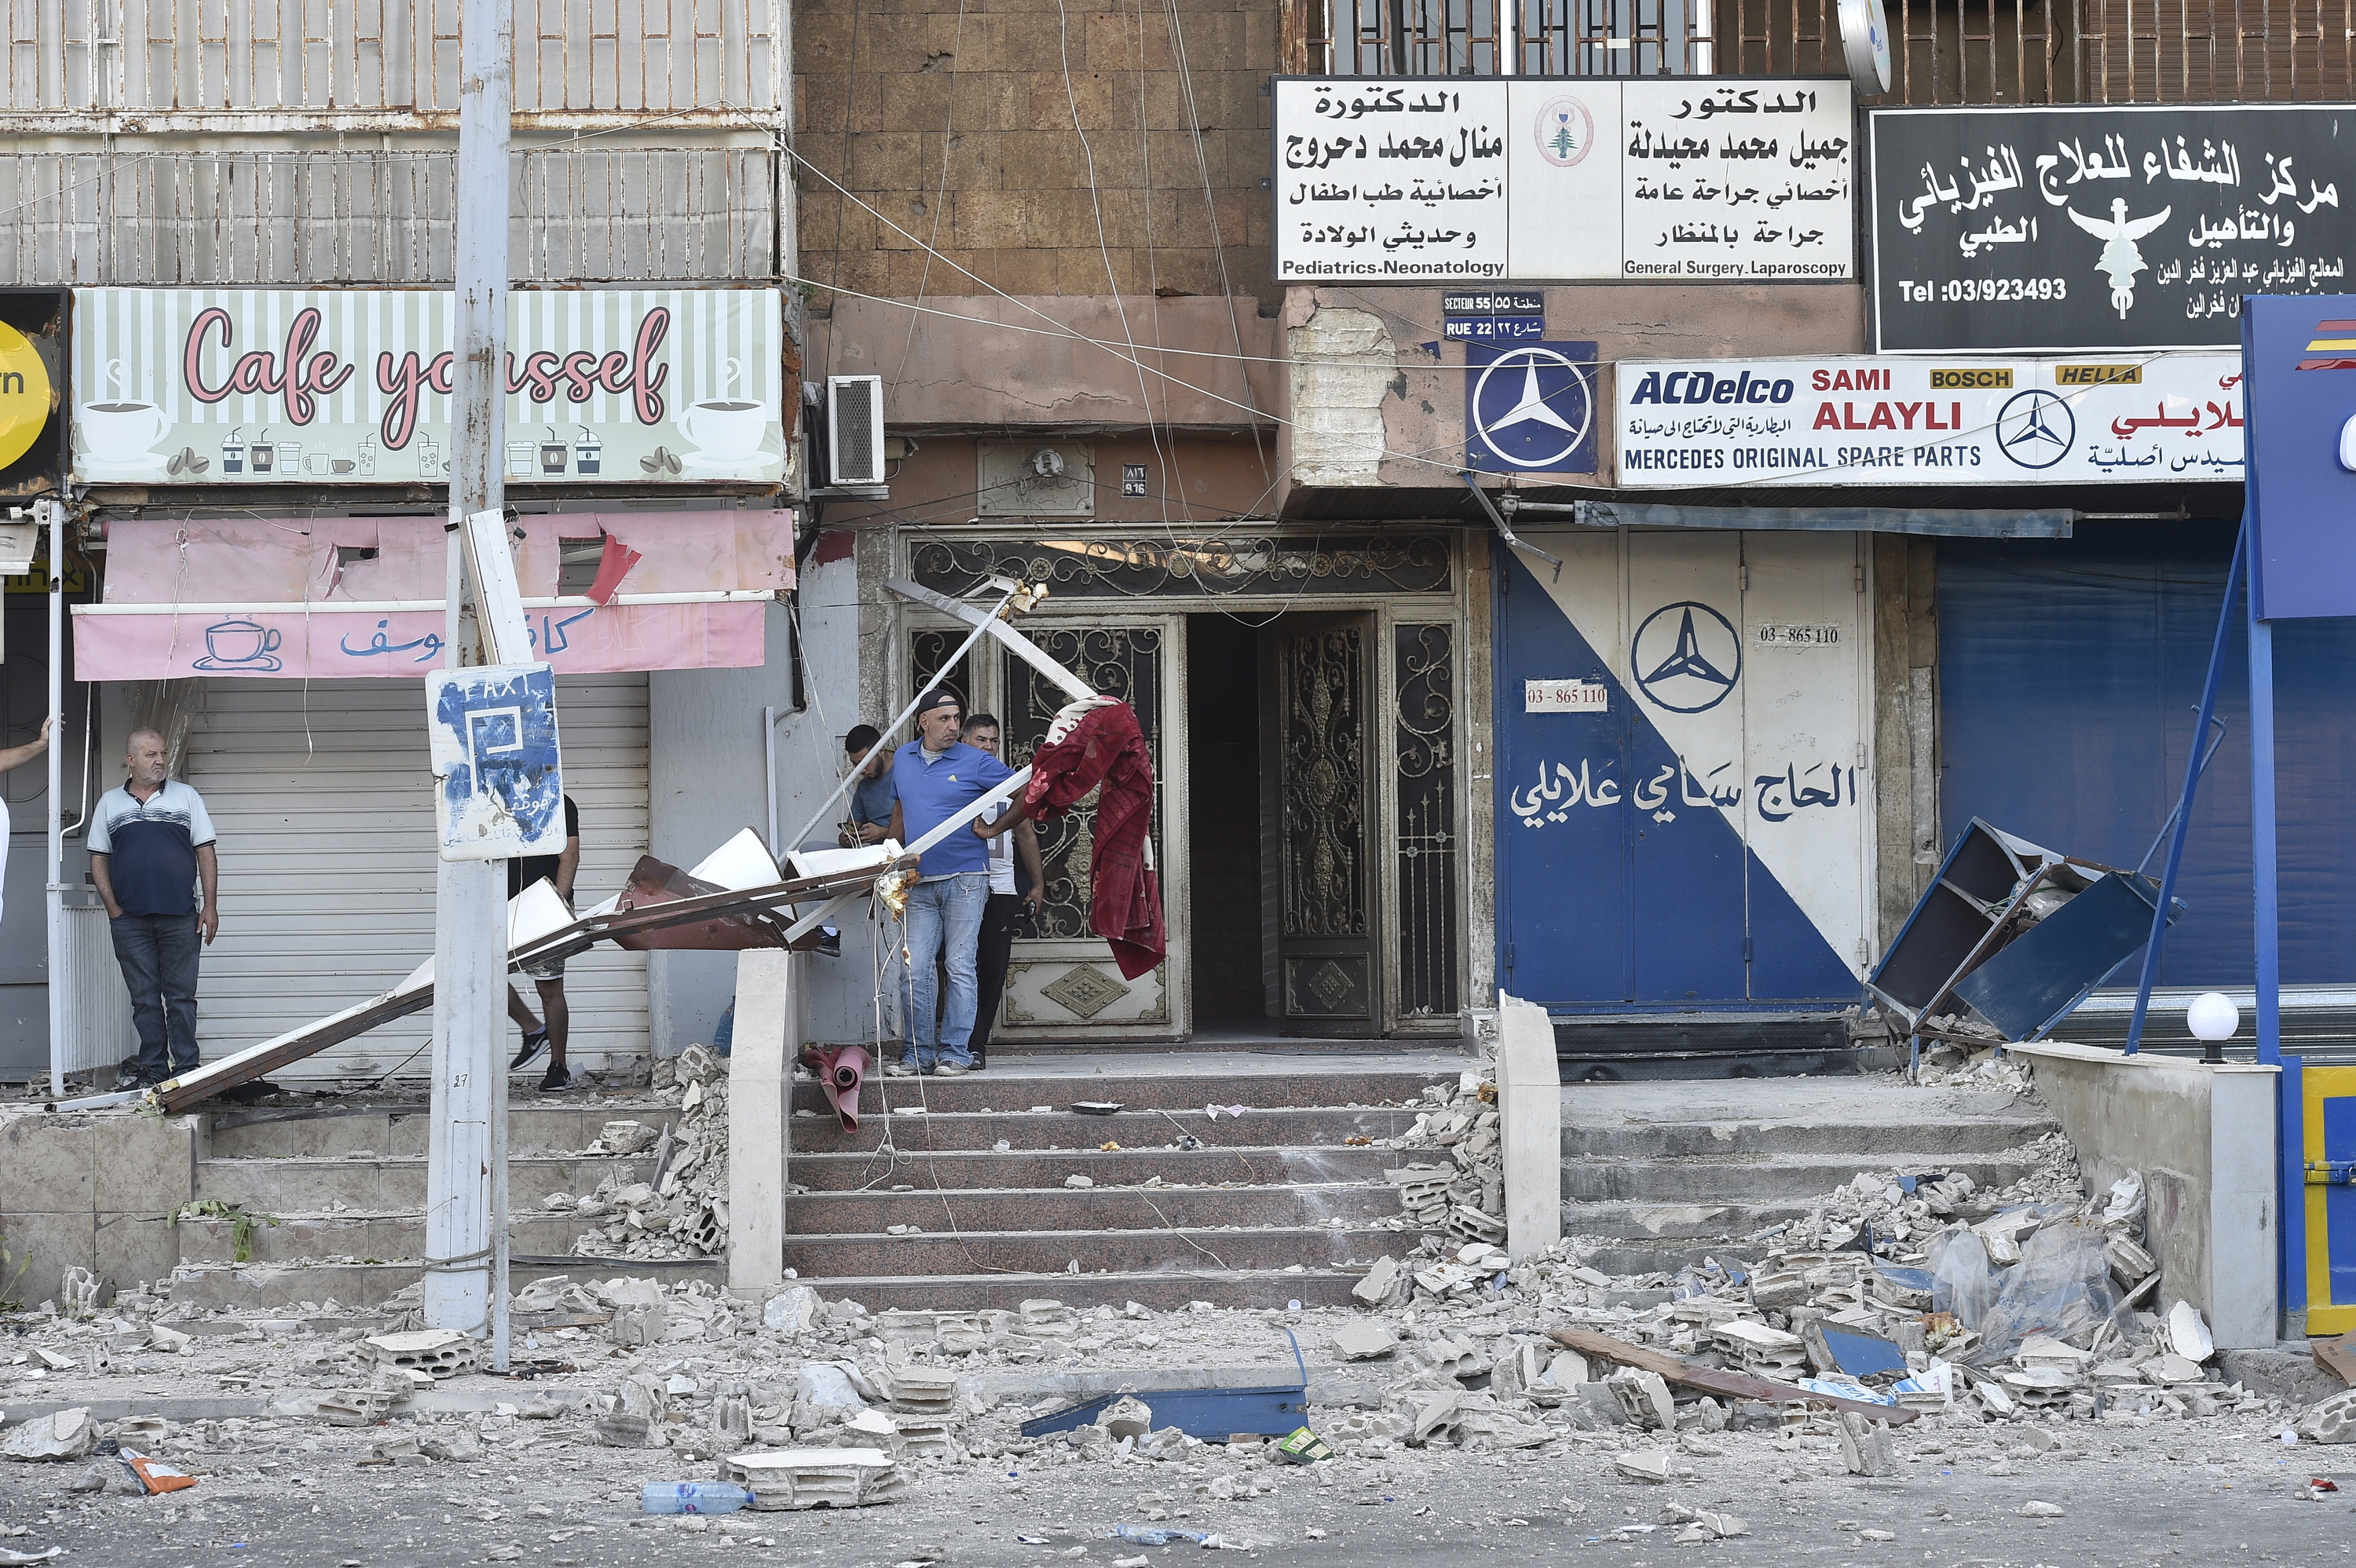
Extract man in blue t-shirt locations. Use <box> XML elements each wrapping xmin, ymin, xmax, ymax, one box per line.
<box><xmin>884</xmin><ymin>688</ymin><xmax>1026</xmax><ymax>1075</ymax></box>
<box><xmin>90</xmin><ymin>726</ymin><xmax>220</xmax><ymax>1087</ymax></box>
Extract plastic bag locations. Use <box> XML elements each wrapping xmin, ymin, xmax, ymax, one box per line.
<box><xmin>1926</xmin><ymin>1224</ymin><xmax>1999</xmax><ymax>1330</ymax></box>
<box><xmin>1975</xmin><ymin>1223</ymin><xmax>2131</xmax><ymax>1359</ymax></box>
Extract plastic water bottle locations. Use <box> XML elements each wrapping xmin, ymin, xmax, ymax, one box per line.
<box><xmin>1113</xmin><ymin>1525</ymin><xmax>1210</xmax><ymax>1546</ymax></box>
<box><xmin>642</xmin><ymin>1482</ymin><xmax>752</xmax><ymax>1515</ymax></box>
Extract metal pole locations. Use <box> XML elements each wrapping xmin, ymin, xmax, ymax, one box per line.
<box><xmin>2251</xmin><ymin>568</ymin><xmax>2301</xmax><ymax>1332</ymax></box>
<box><xmin>423</xmin><ymin>0</ymin><xmax>511</xmax><ymax>1359</ymax></box>
<box><xmin>42</xmin><ymin>499</ymin><xmax>64</xmax><ymax>1100</ymax></box>
<box><xmin>2124</xmin><ymin>521</ymin><xmax>2246</xmax><ymax>1055</ymax></box>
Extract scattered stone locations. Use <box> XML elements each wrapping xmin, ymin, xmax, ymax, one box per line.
<box><xmin>1837</xmin><ymin>1413</ymin><xmax>1896</xmax><ymax>1478</ymax></box>
<box><xmin>1330</xmin><ymin>1321</ymin><xmax>1398</xmax><ymax>1361</ymax></box>
<box><xmin>2016</xmin><ymin>1501</ymin><xmax>2067</xmax><ymax>1519</ymax></box>
<box><xmin>1615</xmin><ymin>1450</ymin><xmax>1675</xmax><ymax>1484</ymax></box>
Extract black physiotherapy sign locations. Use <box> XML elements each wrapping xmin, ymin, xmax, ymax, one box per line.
<box><xmin>1868</xmin><ymin>104</ymin><xmax>2356</xmax><ymax>353</ymax></box>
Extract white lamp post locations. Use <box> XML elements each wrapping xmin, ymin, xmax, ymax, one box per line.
<box><xmin>2186</xmin><ymin>991</ymin><xmax>2239</xmax><ymax>1065</ymax></box>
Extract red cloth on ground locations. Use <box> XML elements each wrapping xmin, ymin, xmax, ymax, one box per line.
<box><xmin>1023</xmin><ymin>701</ymin><xmax>1165</xmax><ymax>980</ymax></box>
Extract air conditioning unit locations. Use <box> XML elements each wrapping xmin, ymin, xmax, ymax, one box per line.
<box><xmin>825</xmin><ymin>375</ymin><xmax>884</xmax><ymax>487</ymax></box>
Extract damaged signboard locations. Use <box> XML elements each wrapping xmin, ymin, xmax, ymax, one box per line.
<box><xmin>426</xmin><ymin>662</ymin><xmax>564</xmax><ymax>861</ymax></box>
<box><xmin>1868</xmin><ymin>818</ymin><xmax>2180</xmax><ymax>1041</ymax></box>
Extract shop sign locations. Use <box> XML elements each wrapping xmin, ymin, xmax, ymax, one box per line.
<box><xmin>70</xmin><ymin>288</ymin><xmax>784</xmax><ymax>484</ymax></box>
<box><xmin>1615</xmin><ymin>353</ymin><xmax>2244</xmax><ymax>487</ymax></box>
<box><xmin>2244</xmin><ymin>294</ymin><xmax>2356</xmax><ymax>620</ymax></box>
<box><xmin>1526</xmin><ymin>678</ymin><xmax>1608</xmax><ymax>713</ymax></box>
<box><xmin>1275</xmin><ymin>78</ymin><xmax>1853</xmax><ymax>284</ymax></box>
<box><xmin>1867</xmin><ymin>105</ymin><xmax>2356</xmax><ymax>353</ymax></box>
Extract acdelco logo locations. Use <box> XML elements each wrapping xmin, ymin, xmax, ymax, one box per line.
<box><xmin>2297</xmin><ymin>319</ymin><xmax>2356</xmax><ymax>371</ymax></box>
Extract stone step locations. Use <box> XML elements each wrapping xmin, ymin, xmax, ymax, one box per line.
<box><xmin>161</xmin><ymin>1255</ymin><xmax>719</xmax><ymax>1310</ymax></box>
<box><xmin>193</xmin><ymin>1154</ymin><xmax>655</xmax><ymax>1212</ymax></box>
<box><xmin>788</xmin><ymin>1144</ymin><xmax>1405</xmax><ymax>1193</ymax></box>
<box><xmin>174</xmin><ymin>1212</ymin><xmax>592</xmax><ymax>1266</ymax></box>
<box><xmin>1559</xmin><ymin>1147</ymin><xmax>2049</xmax><ymax>1204</ymax></box>
<box><xmin>792</xmin><ymin>1269</ymin><xmax>1370</xmax><ymax>1313</ymax></box>
<box><xmin>1557</xmin><ymin>1198</ymin><xmax>1831</xmax><ymax>1243</ymax></box>
<box><xmin>796</xmin><ymin>1064</ymin><xmax>1453</xmax><ymax>1119</ymax></box>
<box><xmin>1561</xmin><ymin>1110</ymin><xmax>2059</xmax><ymax>1160</ymax></box>
<box><xmin>202</xmin><ymin>1104</ymin><xmax>681</xmax><ymax>1160</ymax></box>
<box><xmin>781</xmin><ymin>1223</ymin><xmax>1422</xmax><ymax>1281</ymax></box>
<box><xmin>781</xmin><ymin>1182</ymin><xmax>1409</xmax><ymax>1237</ymax></box>
<box><xmin>789</xmin><ymin>1105</ymin><xmax>1422</xmax><ymax>1154</ymax></box>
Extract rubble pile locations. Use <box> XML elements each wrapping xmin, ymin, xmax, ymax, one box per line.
<box><xmin>1911</xmin><ymin>1033</ymin><xmax>2037</xmax><ymax>1092</ymax></box>
<box><xmin>1380</xmin><ymin>1069</ymin><xmax>1506</xmax><ymax>1248</ymax></box>
<box><xmin>554</xmin><ymin>1045</ymin><xmax>730</xmax><ymax>1263</ymax></box>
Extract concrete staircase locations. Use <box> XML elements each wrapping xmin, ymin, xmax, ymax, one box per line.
<box><xmin>1555</xmin><ymin>1077</ymin><xmax>2064</xmax><ymax>1275</ymax></box>
<box><xmin>779</xmin><ymin>1051</ymin><xmax>1469</xmax><ymax>1311</ymax></box>
<box><xmin>162</xmin><ymin>1101</ymin><xmax>712</xmax><ymax>1310</ymax></box>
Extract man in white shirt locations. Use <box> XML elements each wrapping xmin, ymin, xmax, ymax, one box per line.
<box><xmin>959</xmin><ymin>714</ymin><xmax>1042</xmax><ymax>1071</ymax></box>
<box><xmin>89</xmin><ymin>727</ymin><xmax>220</xmax><ymax>1087</ymax></box>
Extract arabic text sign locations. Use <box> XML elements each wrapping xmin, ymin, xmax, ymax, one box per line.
<box><xmin>69</xmin><ymin>601</ymin><xmax>766</xmax><ymax>681</ymax></box>
<box><xmin>70</xmin><ymin>289</ymin><xmax>785</xmax><ymax>484</ymax></box>
<box><xmin>1614</xmin><ymin>353</ymin><xmax>2247</xmax><ymax>486</ymax></box>
<box><xmin>1868</xmin><ymin>106</ymin><xmax>2356</xmax><ymax>352</ymax></box>
<box><xmin>2244</xmin><ymin>294</ymin><xmax>2356</xmax><ymax>620</ymax></box>
<box><xmin>1275</xmin><ymin>78</ymin><xmax>1853</xmax><ymax>284</ymax></box>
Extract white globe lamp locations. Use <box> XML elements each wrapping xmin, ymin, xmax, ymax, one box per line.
<box><xmin>2186</xmin><ymin>991</ymin><xmax>2239</xmax><ymax>1064</ymax></box>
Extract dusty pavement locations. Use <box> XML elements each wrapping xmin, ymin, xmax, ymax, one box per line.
<box><xmin>1</xmin><ymin>1414</ymin><xmax>2351</xmax><ymax>1566</ymax></box>
<box><xmin>2</xmin><ymin>1369</ymin><xmax>2351</xmax><ymax>1567</ymax></box>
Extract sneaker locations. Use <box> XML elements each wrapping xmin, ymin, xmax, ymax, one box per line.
<box><xmin>815</xmin><ymin>927</ymin><xmax>843</xmax><ymax>958</ymax></box>
<box><xmin>539</xmin><ymin>1065</ymin><xmax>573</xmax><ymax>1092</ymax></box>
<box><xmin>933</xmin><ymin>1062</ymin><xmax>968</xmax><ymax>1076</ymax></box>
<box><xmin>511</xmin><ymin>1029</ymin><xmax>551</xmax><ymax>1072</ymax></box>
<box><xmin>884</xmin><ymin>1059</ymin><xmax>919</xmax><ymax>1078</ymax></box>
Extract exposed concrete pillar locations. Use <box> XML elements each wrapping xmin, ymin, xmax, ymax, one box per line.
<box><xmin>727</xmin><ymin>948</ymin><xmax>796</xmax><ymax>1296</ymax></box>
<box><xmin>1496</xmin><ymin>991</ymin><xmax>1563</xmax><ymax>1261</ymax></box>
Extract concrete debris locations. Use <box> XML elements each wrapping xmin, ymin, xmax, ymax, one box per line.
<box><xmin>1330</xmin><ymin>1321</ymin><xmax>1397</xmax><ymax>1361</ymax></box>
<box><xmin>2165</xmin><ymin>1300</ymin><xmax>2215</xmax><ymax>1362</ymax></box>
<box><xmin>0</xmin><ymin>1409</ymin><xmax>95</xmax><ymax>1461</ymax></box>
<box><xmin>2016</xmin><ymin>1500</ymin><xmax>2067</xmax><ymax>1518</ymax></box>
<box><xmin>1613</xmin><ymin>1449</ymin><xmax>1676</xmax><ymax>1483</ymax></box>
<box><xmin>1095</xmin><ymin>1395</ymin><xmax>1154</xmax><ymax>1442</ymax></box>
<box><xmin>573</xmin><ymin>1055</ymin><xmax>730</xmax><ymax>1263</ymax></box>
<box><xmin>1836</xmin><ymin>1411</ymin><xmax>1896</xmax><ymax>1476</ymax></box>
<box><xmin>361</xmin><ymin>1329</ymin><xmax>476</xmax><ymax>1379</ymax></box>
<box><xmin>1604</xmin><ymin>1369</ymin><xmax>1677</xmax><ymax>1431</ymax></box>
<box><xmin>719</xmin><ymin>1447</ymin><xmax>904</xmax><ymax>1509</ymax></box>
<box><xmin>2296</xmin><ymin>1388</ymin><xmax>2356</xmax><ymax>1445</ymax></box>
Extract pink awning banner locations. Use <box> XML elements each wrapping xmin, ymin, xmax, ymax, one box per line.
<box><xmin>75</xmin><ymin>510</ymin><xmax>787</xmax><ymax>679</ymax></box>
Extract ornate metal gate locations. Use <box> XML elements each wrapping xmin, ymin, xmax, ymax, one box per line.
<box><xmin>1264</xmin><ymin>614</ymin><xmax>1383</xmax><ymax>1034</ymax></box>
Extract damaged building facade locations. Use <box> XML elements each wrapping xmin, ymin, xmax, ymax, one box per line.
<box><xmin>799</xmin><ymin>0</ymin><xmax>2356</xmax><ymax>1062</ymax></box>
<box><xmin>0</xmin><ymin>2</ymin><xmax>817</xmax><ymax>1081</ymax></box>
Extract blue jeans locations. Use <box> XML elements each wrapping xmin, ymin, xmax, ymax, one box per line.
<box><xmin>111</xmin><ymin>911</ymin><xmax>202</xmax><ymax>1078</ymax></box>
<box><xmin>903</xmin><ymin>872</ymin><xmax>988</xmax><ymax>1069</ymax></box>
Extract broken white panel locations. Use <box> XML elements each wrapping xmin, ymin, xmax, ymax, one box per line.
<box><xmin>463</xmin><ymin>508</ymin><xmax>534</xmax><ymax>664</ymax></box>
<box><xmin>425</xmin><ymin>661</ymin><xmax>565</xmax><ymax>862</ymax></box>
<box><xmin>688</xmin><ymin>826</ymin><xmax>784</xmax><ymax>890</ymax></box>
<box><xmin>507</xmin><ymin>879</ymin><xmax>575</xmax><ymax>951</ymax></box>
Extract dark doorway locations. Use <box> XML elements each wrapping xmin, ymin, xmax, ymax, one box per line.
<box><xmin>1186</xmin><ymin>615</ymin><xmax>1266</xmax><ymax>1023</ymax></box>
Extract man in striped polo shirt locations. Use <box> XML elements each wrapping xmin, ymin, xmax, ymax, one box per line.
<box><xmin>90</xmin><ymin>726</ymin><xmax>220</xmax><ymax>1088</ymax></box>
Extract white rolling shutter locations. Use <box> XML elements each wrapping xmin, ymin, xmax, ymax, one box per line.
<box><xmin>184</xmin><ymin>674</ymin><xmax>651</xmax><ymax>1080</ymax></box>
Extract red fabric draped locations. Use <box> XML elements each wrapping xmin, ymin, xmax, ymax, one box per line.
<box><xmin>1023</xmin><ymin>702</ymin><xmax>1165</xmax><ymax>981</ymax></box>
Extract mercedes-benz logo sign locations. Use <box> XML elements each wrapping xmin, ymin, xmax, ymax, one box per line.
<box><xmin>1471</xmin><ymin>347</ymin><xmax>1594</xmax><ymax>471</ymax></box>
<box><xmin>1994</xmin><ymin>389</ymin><xmax>2076</xmax><ymax>470</ymax></box>
<box><xmin>1630</xmin><ymin>601</ymin><xmax>1741</xmax><ymax>714</ymax></box>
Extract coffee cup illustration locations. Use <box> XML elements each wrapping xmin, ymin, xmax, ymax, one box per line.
<box><xmin>192</xmin><ymin>617</ymin><xmax>284</xmax><ymax>671</ymax></box>
<box><xmin>221</xmin><ymin>428</ymin><xmax>246</xmax><ymax>475</ymax></box>
<box><xmin>249</xmin><ymin>429</ymin><xmax>276</xmax><ymax>472</ymax></box>
<box><xmin>81</xmin><ymin>362</ymin><xmax>171</xmax><ymax>470</ymax></box>
<box><xmin>539</xmin><ymin>426</ymin><xmax>567</xmax><ymax>473</ymax></box>
<box><xmin>675</xmin><ymin>359</ymin><xmax>773</xmax><ymax>468</ymax></box>
<box><xmin>576</xmin><ymin>426</ymin><xmax>602</xmax><ymax>474</ymax></box>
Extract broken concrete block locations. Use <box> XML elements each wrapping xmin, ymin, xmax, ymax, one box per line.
<box><xmin>419</xmin><ymin>1429</ymin><xmax>481</xmax><ymax>1463</ymax></box>
<box><xmin>360</xmin><ymin>1329</ymin><xmax>476</xmax><ymax>1380</ymax></box>
<box><xmin>2016</xmin><ymin>1500</ymin><xmax>2066</xmax><ymax>1519</ymax></box>
<box><xmin>1095</xmin><ymin>1395</ymin><xmax>1154</xmax><ymax>1442</ymax></box>
<box><xmin>1019</xmin><ymin>1299</ymin><xmax>1079</xmax><ymax>1336</ymax></box>
<box><xmin>316</xmin><ymin>1388</ymin><xmax>401</xmax><ymax>1427</ymax></box>
<box><xmin>876</xmin><ymin>1365</ymin><xmax>958</xmax><ymax>1413</ymax></box>
<box><xmin>762</xmin><ymin>1286</ymin><xmax>818</xmax><ymax>1334</ymax></box>
<box><xmin>1330</xmin><ymin>1321</ymin><xmax>1397</xmax><ymax>1361</ymax></box>
<box><xmin>594</xmin><ymin>1413</ymin><xmax>664</xmax><ymax>1448</ymax></box>
<box><xmin>2297</xmin><ymin>1388</ymin><xmax>2356</xmax><ymax>1446</ymax></box>
<box><xmin>1351</xmin><ymin>1256</ymin><xmax>1399</xmax><ymax>1308</ymax></box>
<box><xmin>795</xmin><ymin>1363</ymin><xmax>869</xmax><ymax>1423</ymax></box>
<box><xmin>594</xmin><ymin>1120</ymin><xmax>661</xmax><ymax>1154</ymax></box>
<box><xmin>2166</xmin><ymin>1300</ymin><xmax>2215</xmax><ymax>1362</ymax></box>
<box><xmin>1407</xmin><ymin>1390</ymin><xmax>1463</xmax><ymax>1446</ymax></box>
<box><xmin>1836</xmin><ymin>1412</ymin><xmax>1895</xmax><ymax>1477</ymax></box>
<box><xmin>1604</xmin><ymin>1369</ymin><xmax>1677</xmax><ymax>1432</ymax></box>
<box><xmin>146</xmin><ymin>1324</ymin><xmax>191</xmax><ymax>1354</ymax></box>
<box><xmin>720</xmin><ymin>1447</ymin><xmax>903</xmax><ymax>1510</ymax></box>
<box><xmin>0</xmin><ymin>1409</ymin><xmax>94</xmax><ymax>1462</ymax></box>
<box><xmin>1614</xmin><ymin>1449</ymin><xmax>1674</xmax><ymax>1484</ymax></box>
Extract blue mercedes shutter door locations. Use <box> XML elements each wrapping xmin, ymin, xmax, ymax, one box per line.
<box><xmin>1937</xmin><ymin>522</ymin><xmax>2356</xmax><ymax>988</ymax></box>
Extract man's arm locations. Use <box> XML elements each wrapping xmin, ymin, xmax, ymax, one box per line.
<box><xmin>90</xmin><ymin>853</ymin><xmax>120</xmax><ymax>919</ymax></box>
<box><xmin>1015</xmin><ymin>821</ymin><xmax>1044</xmax><ymax>912</ymax></box>
<box><xmin>555</xmin><ymin>835</ymin><xmax>580</xmax><ymax>903</ymax></box>
<box><xmin>887</xmin><ymin>800</ymin><xmax>904</xmax><ymax>845</ymax></box>
<box><xmin>971</xmin><ymin>795</ymin><xmax>1032</xmax><ymax>839</ymax></box>
<box><xmin>196</xmin><ymin>843</ymin><xmax>219</xmax><ymax>944</ymax></box>
<box><xmin>0</xmin><ymin>715</ymin><xmax>53</xmax><ymax>774</ymax></box>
